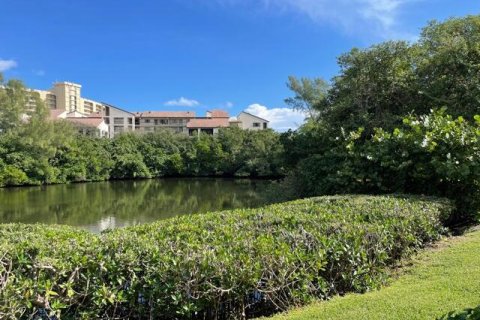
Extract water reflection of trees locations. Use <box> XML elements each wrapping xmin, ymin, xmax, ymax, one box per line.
<box><xmin>0</xmin><ymin>178</ymin><xmax>270</xmax><ymax>230</ymax></box>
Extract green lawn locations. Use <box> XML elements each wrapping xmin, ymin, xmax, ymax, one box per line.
<box><xmin>268</xmin><ymin>228</ymin><xmax>480</xmax><ymax>320</ymax></box>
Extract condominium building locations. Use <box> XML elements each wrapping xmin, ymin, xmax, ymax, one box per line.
<box><xmin>236</xmin><ymin>112</ymin><xmax>269</xmax><ymax>130</ymax></box>
<box><xmin>187</xmin><ymin>109</ymin><xmax>230</xmax><ymax>136</ymax></box>
<box><xmin>32</xmin><ymin>82</ymin><xmax>135</xmax><ymax>138</ymax></box>
<box><xmin>134</xmin><ymin>111</ymin><xmax>196</xmax><ymax>134</ymax></box>
<box><xmin>49</xmin><ymin>110</ymin><xmax>109</xmax><ymax>138</ymax></box>
<box><xmin>100</xmin><ymin>103</ymin><xmax>136</xmax><ymax>138</ymax></box>
<box><xmin>31</xmin><ymin>81</ymin><xmax>270</xmax><ymax>138</ymax></box>
<box><xmin>34</xmin><ymin>82</ymin><xmax>104</xmax><ymax>114</ymax></box>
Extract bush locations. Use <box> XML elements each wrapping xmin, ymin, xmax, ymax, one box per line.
<box><xmin>437</xmin><ymin>305</ymin><xmax>480</xmax><ymax>320</ymax></box>
<box><xmin>0</xmin><ymin>195</ymin><xmax>452</xmax><ymax>319</ymax></box>
<box><xmin>280</xmin><ymin>110</ymin><xmax>480</xmax><ymax>224</ymax></box>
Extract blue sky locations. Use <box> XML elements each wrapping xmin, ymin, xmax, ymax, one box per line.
<box><xmin>0</xmin><ymin>0</ymin><xmax>479</xmax><ymax>130</ymax></box>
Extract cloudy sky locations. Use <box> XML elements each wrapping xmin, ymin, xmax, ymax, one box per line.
<box><xmin>1</xmin><ymin>0</ymin><xmax>478</xmax><ymax>130</ymax></box>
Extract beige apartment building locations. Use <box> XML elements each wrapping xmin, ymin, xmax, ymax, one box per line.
<box><xmin>187</xmin><ymin>110</ymin><xmax>230</xmax><ymax>136</ymax></box>
<box><xmin>34</xmin><ymin>82</ymin><xmax>104</xmax><ymax>114</ymax></box>
<box><xmin>49</xmin><ymin>110</ymin><xmax>109</xmax><ymax>138</ymax></box>
<box><xmin>134</xmin><ymin>111</ymin><xmax>196</xmax><ymax>134</ymax></box>
<box><xmin>32</xmin><ymin>81</ymin><xmax>270</xmax><ymax>138</ymax></box>
<box><xmin>33</xmin><ymin>82</ymin><xmax>135</xmax><ymax>137</ymax></box>
<box><xmin>236</xmin><ymin>111</ymin><xmax>269</xmax><ymax>130</ymax></box>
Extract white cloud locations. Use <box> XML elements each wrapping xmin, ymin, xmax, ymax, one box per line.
<box><xmin>245</xmin><ymin>103</ymin><xmax>306</xmax><ymax>131</ymax></box>
<box><xmin>0</xmin><ymin>59</ymin><xmax>17</xmax><ymax>72</ymax></box>
<box><xmin>211</xmin><ymin>0</ymin><xmax>417</xmax><ymax>39</ymax></box>
<box><xmin>225</xmin><ymin>101</ymin><xmax>234</xmax><ymax>108</ymax></box>
<box><xmin>164</xmin><ymin>97</ymin><xmax>200</xmax><ymax>107</ymax></box>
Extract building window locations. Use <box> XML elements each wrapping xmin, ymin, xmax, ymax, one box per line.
<box><xmin>263</xmin><ymin>123</ymin><xmax>267</xmax><ymax>129</ymax></box>
<box><xmin>128</xmin><ymin>117</ymin><xmax>133</xmax><ymax>125</ymax></box>
<box><xmin>114</xmin><ymin>126</ymin><xmax>124</xmax><ymax>133</ymax></box>
<box><xmin>135</xmin><ymin>118</ymin><xmax>140</xmax><ymax>126</ymax></box>
<box><xmin>253</xmin><ymin>122</ymin><xmax>260</xmax><ymax>127</ymax></box>
<box><xmin>105</xmin><ymin>107</ymin><xmax>110</xmax><ymax>116</ymax></box>
<box><xmin>145</xmin><ymin>119</ymin><xmax>150</xmax><ymax>123</ymax></box>
<box><xmin>160</xmin><ymin>119</ymin><xmax>168</xmax><ymax>125</ymax></box>
<box><xmin>154</xmin><ymin>119</ymin><xmax>158</xmax><ymax>125</ymax></box>
<box><xmin>113</xmin><ymin>117</ymin><xmax>124</xmax><ymax>125</ymax></box>
<box><xmin>104</xmin><ymin>117</ymin><xmax>110</xmax><ymax>124</ymax></box>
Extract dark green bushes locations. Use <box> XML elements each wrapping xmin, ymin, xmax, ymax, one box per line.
<box><xmin>278</xmin><ymin>16</ymin><xmax>480</xmax><ymax>225</ymax></box>
<box><xmin>0</xmin><ymin>195</ymin><xmax>452</xmax><ymax>319</ymax></box>
<box><xmin>0</xmin><ymin>126</ymin><xmax>285</xmax><ymax>187</ymax></box>
<box><xmin>279</xmin><ymin>110</ymin><xmax>480</xmax><ymax>223</ymax></box>
<box><xmin>437</xmin><ymin>305</ymin><xmax>480</xmax><ymax>320</ymax></box>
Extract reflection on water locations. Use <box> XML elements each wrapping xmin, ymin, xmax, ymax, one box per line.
<box><xmin>0</xmin><ymin>178</ymin><xmax>271</xmax><ymax>232</ymax></box>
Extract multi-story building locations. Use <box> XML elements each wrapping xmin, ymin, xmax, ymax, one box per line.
<box><xmin>100</xmin><ymin>103</ymin><xmax>136</xmax><ymax>138</ymax></box>
<box><xmin>32</xmin><ymin>82</ymin><xmax>135</xmax><ymax>138</ymax></box>
<box><xmin>49</xmin><ymin>109</ymin><xmax>109</xmax><ymax>138</ymax></box>
<box><xmin>134</xmin><ymin>111</ymin><xmax>196</xmax><ymax>134</ymax></box>
<box><xmin>187</xmin><ymin>109</ymin><xmax>231</xmax><ymax>136</ymax></box>
<box><xmin>31</xmin><ymin>81</ymin><xmax>270</xmax><ymax>138</ymax></box>
<box><xmin>236</xmin><ymin>111</ymin><xmax>269</xmax><ymax>130</ymax></box>
<box><xmin>34</xmin><ymin>82</ymin><xmax>104</xmax><ymax>114</ymax></box>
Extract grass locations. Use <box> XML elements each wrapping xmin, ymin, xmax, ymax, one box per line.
<box><xmin>268</xmin><ymin>227</ymin><xmax>480</xmax><ymax>320</ymax></box>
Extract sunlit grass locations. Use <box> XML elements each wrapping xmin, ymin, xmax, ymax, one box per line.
<box><xmin>268</xmin><ymin>228</ymin><xmax>480</xmax><ymax>320</ymax></box>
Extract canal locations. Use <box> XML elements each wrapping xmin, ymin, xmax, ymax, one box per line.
<box><xmin>0</xmin><ymin>178</ymin><xmax>271</xmax><ymax>232</ymax></box>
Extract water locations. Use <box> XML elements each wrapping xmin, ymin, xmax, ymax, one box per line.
<box><xmin>0</xmin><ymin>178</ymin><xmax>271</xmax><ymax>232</ymax></box>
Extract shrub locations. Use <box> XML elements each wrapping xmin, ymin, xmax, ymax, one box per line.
<box><xmin>280</xmin><ymin>109</ymin><xmax>480</xmax><ymax>224</ymax></box>
<box><xmin>437</xmin><ymin>305</ymin><xmax>480</xmax><ymax>320</ymax></box>
<box><xmin>0</xmin><ymin>196</ymin><xmax>451</xmax><ymax>319</ymax></box>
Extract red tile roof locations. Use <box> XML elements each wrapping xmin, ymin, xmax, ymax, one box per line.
<box><xmin>66</xmin><ymin>117</ymin><xmax>104</xmax><ymax>128</ymax></box>
<box><xmin>135</xmin><ymin>111</ymin><xmax>196</xmax><ymax>118</ymax></box>
<box><xmin>187</xmin><ymin>118</ymin><xmax>230</xmax><ymax>128</ymax></box>
<box><xmin>49</xmin><ymin>109</ymin><xmax>66</xmax><ymax>120</ymax></box>
<box><xmin>208</xmin><ymin>110</ymin><xmax>229</xmax><ymax>118</ymax></box>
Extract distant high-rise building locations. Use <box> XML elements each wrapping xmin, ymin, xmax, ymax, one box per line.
<box><xmin>34</xmin><ymin>81</ymin><xmax>104</xmax><ymax>114</ymax></box>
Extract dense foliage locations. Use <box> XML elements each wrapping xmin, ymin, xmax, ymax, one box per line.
<box><xmin>438</xmin><ymin>305</ymin><xmax>480</xmax><ymax>320</ymax></box>
<box><xmin>278</xmin><ymin>15</ymin><xmax>480</xmax><ymax>223</ymax></box>
<box><xmin>278</xmin><ymin>110</ymin><xmax>480</xmax><ymax>223</ymax></box>
<box><xmin>0</xmin><ymin>75</ymin><xmax>285</xmax><ymax>187</ymax></box>
<box><xmin>0</xmin><ymin>196</ymin><xmax>452</xmax><ymax>319</ymax></box>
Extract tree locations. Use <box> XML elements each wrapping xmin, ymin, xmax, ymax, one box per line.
<box><xmin>325</xmin><ymin>41</ymin><xmax>421</xmax><ymax>135</ymax></box>
<box><xmin>416</xmin><ymin>15</ymin><xmax>480</xmax><ymax>118</ymax></box>
<box><xmin>285</xmin><ymin>76</ymin><xmax>329</xmax><ymax>119</ymax></box>
<box><xmin>108</xmin><ymin>133</ymin><xmax>151</xmax><ymax>179</ymax></box>
<box><xmin>0</xmin><ymin>75</ymin><xmax>45</xmax><ymax>133</ymax></box>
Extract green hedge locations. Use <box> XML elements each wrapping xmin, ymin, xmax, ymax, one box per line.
<box><xmin>0</xmin><ymin>196</ymin><xmax>452</xmax><ymax>319</ymax></box>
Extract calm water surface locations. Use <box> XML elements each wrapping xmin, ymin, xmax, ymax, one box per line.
<box><xmin>0</xmin><ymin>178</ymin><xmax>271</xmax><ymax>232</ymax></box>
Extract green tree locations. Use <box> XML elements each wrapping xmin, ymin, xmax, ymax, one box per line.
<box><xmin>326</xmin><ymin>41</ymin><xmax>420</xmax><ymax>135</ymax></box>
<box><xmin>416</xmin><ymin>15</ymin><xmax>480</xmax><ymax>118</ymax></box>
<box><xmin>108</xmin><ymin>133</ymin><xmax>151</xmax><ymax>179</ymax></box>
<box><xmin>285</xmin><ymin>76</ymin><xmax>329</xmax><ymax>119</ymax></box>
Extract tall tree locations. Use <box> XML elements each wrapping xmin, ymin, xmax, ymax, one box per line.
<box><xmin>416</xmin><ymin>15</ymin><xmax>480</xmax><ymax>118</ymax></box>
<box><xmin>285</xmin><ymin>76</ymin><xmax>329</xmax><ymax>119</ymax></box>
<box><xmin>325</xmin><ymin>41</ymin><xmax>421</xmax><ymax>135</ymax></box>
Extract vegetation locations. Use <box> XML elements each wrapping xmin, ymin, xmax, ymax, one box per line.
<box><xmin>277</xmin><ymin>15</ymin><xmax>480</xmax><ymax>223</ymax></box>
<box><xmin>0</xmin><ymin>195</ymin><xmax>452</xmax><ymax>319</ymax></box>
<box><xmin>0</xmin><ymin>75</ymin><xmax>285</xmax><ymax>187</ymax></box>
<box><xmin>277</xmin><ymin>109</ymin><xmax>480</xmax><ymax>224</ymax></box>
<box><xmin>268</xmin><ymin>227</ymin><xmax>480</xmax><ymax>320</ymax></box>
<box><xmin>1</xmin><ymin>14</ymin><xmax>480</xmax><ymax>320</ymax></box>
